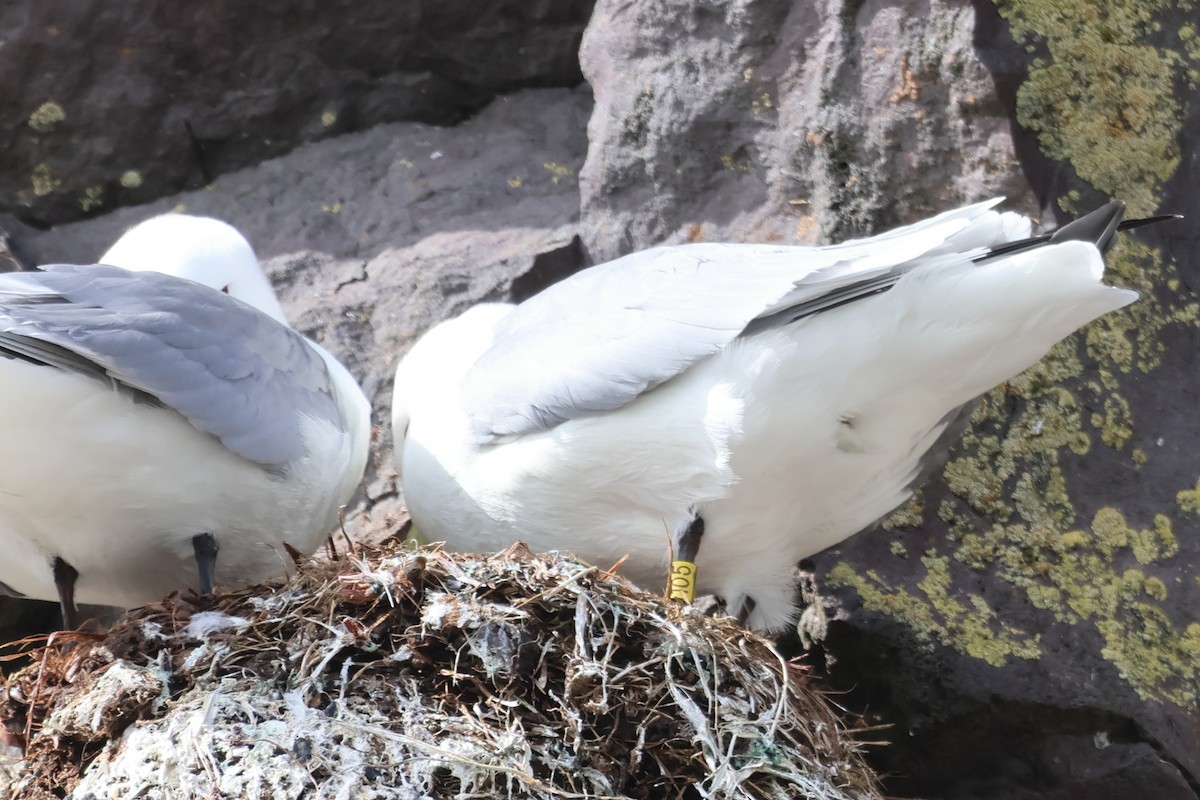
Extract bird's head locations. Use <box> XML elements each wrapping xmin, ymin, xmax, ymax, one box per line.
<box><xmin>100</xmin><ymin>214</ymin><xmax>288</xmax><ymax>324</ymax></box>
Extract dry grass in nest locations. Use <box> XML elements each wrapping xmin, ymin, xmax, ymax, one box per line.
<box><xmin>0</xmin><ymin>541</ymin><xmax>882</xmax><ymax>799</ymax></box>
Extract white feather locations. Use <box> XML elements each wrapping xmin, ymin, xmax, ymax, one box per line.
<box><xmin>393</xmin><ymin>203</ymin><xmax>1135</xmax><ymax>631</ymax></box>
<box><xmin>0</xmin><ymin>215</ymin><xmax>371</xmax><ymax>609</ymax></box>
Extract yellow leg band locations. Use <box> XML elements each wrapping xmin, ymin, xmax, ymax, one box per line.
<box><xmin>668</xmin><ymin>560</ymin><xmax>698</xmax><ymax>603</ymax></box>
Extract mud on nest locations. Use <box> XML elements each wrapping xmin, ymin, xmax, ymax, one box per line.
<box><xmin>0</xmin><ymin>541</ymin><xmax>881</xmax><ymax>799</ymax></box>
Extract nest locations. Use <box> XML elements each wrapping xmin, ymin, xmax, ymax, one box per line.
<box><xmin>0</xmin><ymin>541</ymin><xmax>881</xmax><ymax>799</ymax></box>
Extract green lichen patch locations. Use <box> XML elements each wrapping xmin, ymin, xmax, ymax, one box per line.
<box><xmin>1097</xmin><ymin>239</ymin><xmax>1200</xmax><ymax>375</ymax></box>
<box><xmin>31</xmin><ymin>163</ymin><xmax>61</xmax><ymax>197</ymax></box>
<box><xmin>1176</xmin><ymin>477</ymin><xmax>1200</xmax><ymax>515</ymax></box>
<box><xmin>1182</xmin><ymin>24</ymin><xmax>1200</xmax><ymax>87</ymax></box>
<box><xmin>79</xmin><ymin>185</ymin><xmax>104</xmax><ymax>212</ymax></box>
<box><xmin>882</xmin><ymin>492</ymin><xmax>925</xmax><ymax>531</ymax></box>
<box><xmin>829</xmin><ymin>558</ymin><xmax>1042</xmax><ymax>668</ymax></box>
<box><xmin>997</xmin><ymin>0</ymin><xmax>1193</xmax><ymax>216</ymax></box>
<box><xmin>28</xmin><ymin>101</ymin><xmax>66</xmax><ymax>133</ymax></box>
<box><xmin>1094</xmin><ymin>593</ymin><xmax>1199</xmax><ymax>707</ymax></box>
<box><xmin>982</xmin><ymin>507</ymin><xmax>1192</xmax><ymax>705</ymax></box>
<box><xmin>1090</xmin><ymin>393</ymin><xmax>1133</xmax><ymax>449</ymax></box>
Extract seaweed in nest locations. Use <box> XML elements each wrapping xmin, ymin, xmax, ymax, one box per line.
<box><xmin>0</xmin><ymin>540</ymin><xmax>883</xmax><ymax>799</ymax></box>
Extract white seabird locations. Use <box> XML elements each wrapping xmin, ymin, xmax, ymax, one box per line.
<box><xmin>392</xmin><ymin>200</ymin><xmax>1147</xmax><ymax>631</ymax></box>
<box><xmin>0</xmin><ymin>215</ymin><xmax>371</xmax><ymax>627</ymax></box>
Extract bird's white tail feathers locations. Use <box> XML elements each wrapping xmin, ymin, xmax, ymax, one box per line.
<box><xmin>890</xmin><ymin>239</ymin><xmax>1136</xmax><ymax>399</ymax></box>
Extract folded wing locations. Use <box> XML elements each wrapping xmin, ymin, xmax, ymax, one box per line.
<box><xmin>0</xmin><ymin>264</ymin><xmax>343</xmax><ymax>471</ymax></box>
<box><xmin>464</xmin><ymin>198</ymin><xmax>1027</xmax><ymax>441</ymax></box>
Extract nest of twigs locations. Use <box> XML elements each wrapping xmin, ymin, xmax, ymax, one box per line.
<box><xmin>0</xmin><ymin>541</ymin><xmax>881</xmax><ymax>799</ymax></box>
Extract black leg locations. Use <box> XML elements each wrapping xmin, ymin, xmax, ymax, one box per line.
<box><xmin>53</xmin><ymin>557</ymin><xmax>80</xmax><ymax>630</ymax></box>
<box><xmin>675</xmin><ymin>515</ymin><xmax>704</xmax><ymax>564</ymax></box>
<box><xmin>734</xmin><ymin>595</ymin><xmax>757</xmax><ymax>628</ymax></box>
<box><xmin>668</xmin><ymin>514</ymin><xmax>705</xmax><ymax>603</ymax></box>
<box><xmin>192</xmin><ymin>532</ymin><xmax>220</xmax><ymax>594</ymax></box>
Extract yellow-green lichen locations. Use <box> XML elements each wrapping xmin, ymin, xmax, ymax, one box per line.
<box><xmin>1177</xmin><ymin>477</ymin><xmax>1200</xmax><ymax>515</ymax></box>
<box><xmin>1179</xmin><ymin>23</ymin><xmax>1200</xmax><ymax>87</ymax></box>
<box><xmin>1090</xmin><ymin>393</ymin><xmax>1133</xmax><ymax>450</ymax></box>
<box><xmin>882</xmin><ymin>492</ymin><xmax>925</xmax><ymax>530</ymax></box>
<box><xmin>28</xmin><ymin>101</ymin><xmax>65</xmax><ymax>132</ymax></box>
<box><xmin>996</xmin><ymin>0</ymin><xmax>1192</xmax><ymax>216</ymax></box>
<box><xmin>79</xmin><ymin>185</ymin><xmax>104</xmax><ymax>212</ymax></box>
<box><xmin>1095</xmin><ymin>239</ymin><xmax>1200</xmax><ymax>375</ymax></box>
<box><xmin>751</xmin><ymin>91</ymin><xmax>775</xmax><ymax>115</ymax></box>
<box><xmin>719</xmin><ymin>154</ymin><xmax>754</xmax><ymax>172</ymax></box>
<box><xmin>543</xmin><ymin>162</ymin><xmax>574</xmax><ymax>185</ymax></box>
<box><xmin>1143</xmin><ymin>576</ymin><xmax>1168</xmax><ymax>601</ymax></box>
<box><xmin>31</xmin><ymin>163</ymin><xmax>60</xmax><ymax>196</ymax></box>
<box><xmin>992</xmin><ymin>508</ymin><xmax>1193</xmax><ymax>704</ymax></box>
<box><xmin>119</xmin><ymin>170</ymin><xmax>143</xmax><ymax>189</ymax></box>
<box><xmin>830</xmin><ymin>0</ymin><xmax>1199</xmax><ymax>708</ymax></box>
<box><xmin>829</xmin><ymin>558</ymin><xmax>1041</xmax><ymax>668</ymax></box>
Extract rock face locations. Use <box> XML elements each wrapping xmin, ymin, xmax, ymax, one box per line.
<box><xmin>0</xmin><ymin>0</ymin><xmax>594</xmax><ymax>226</ymax></box>
<box><xmin>2</xmin><ymin>0</ymin><xmax>1198</xmax><ymax>798</ymax></box>
<box><xmin>578</xmin><ymin>0</ymin><xmax>1036</xmax><ymax>260</ymax></box>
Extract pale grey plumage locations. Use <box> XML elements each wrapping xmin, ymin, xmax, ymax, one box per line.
<box><xmin>463</xmin><ymin>199</ymin><xmax>1012</xmax><ymax>442</ymax></box>
<box><xmin>0</xmin><ymin>263</ymin><xmax>342</xmax><ymax>470</ymax></box>
<box><xmin>396</xmin><ymin>199</ymin><xmax>1147</xmax><ymax>631</ymax></box>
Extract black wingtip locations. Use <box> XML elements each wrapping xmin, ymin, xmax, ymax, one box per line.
<box><xmin>1048</xmin><ymin>200</ymin><xmax>1125</xmax><ymax>254</ymax></box>
<box><xmin>975</xmin><ymin>204</ymin><xmax>1181</xmax><ymax>263</ymax></box>
<box><xmin>1118</xmin><ymin>213</ymin><xmax>1183</xmax><ymax>232</ymax></box>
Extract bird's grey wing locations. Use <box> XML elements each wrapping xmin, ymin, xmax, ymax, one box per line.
<box><xmin>463</xmin><ymin>199</ymin><xmax>1014</xmax><ymax>441</ymax></box>
<box><xmin>462</xmin><ymin>244</ymin><xmax>818</xmax><ymax>440</ymax></box>
<box><xmin>0</xmin><ymin>264</ymin><xmax>342</xmax><ymax>470</ymax></box>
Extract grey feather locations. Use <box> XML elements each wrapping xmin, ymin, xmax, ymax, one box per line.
<box><xmin>463</xmin><ymin>245</ymin><xmax>809</xmax><ymax>439</ymax></box>
<box><xmin>463</xmin><ymin>201</ymin><xmax>1008</xmax><ymax>442</ymax></box>
<box><xmin>0</xmin><ymin>264</ymin><xmax>343</xmax><ymax>469</ymax></box>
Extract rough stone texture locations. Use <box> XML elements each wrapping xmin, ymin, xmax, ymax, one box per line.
<box><xmin>0</xmin><ymin>0</ymin><xmax>594</xmax><ymax>226</ymax></box>
<box><xmin>578</xmin><ymin>0</ymin><xmax>1199</xmax><ymax>798</ymax></box>
<box><xmin>578</xmin><ymin>0</ymin><xmax>1036</xmax><ymax>262</ymax></box>
<box><xmin>17</xmin><ymin>86</ymin><xmax>592</xmax><ymax>550</ymax></box>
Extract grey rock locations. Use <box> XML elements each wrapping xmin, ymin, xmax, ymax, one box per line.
<box><xmin>578</xmin><ymin>0</ymin><xmax>1034</xmax><ymax>262</ymax></box>
<box><xmin>0</xmin><ymin>0</ymin><xmax>593</xmax><ymax>226</ymax></box>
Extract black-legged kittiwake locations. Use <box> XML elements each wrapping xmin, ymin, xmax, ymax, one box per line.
<box><xmin>0</xmin><ymin>215</ymin><xmax>371</xmax><ymax>628</ymax></box>
<box><xmin>392</xmin><ymin>200</ymin><xmax>1159</xmax><ymax>631</ymax></box>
